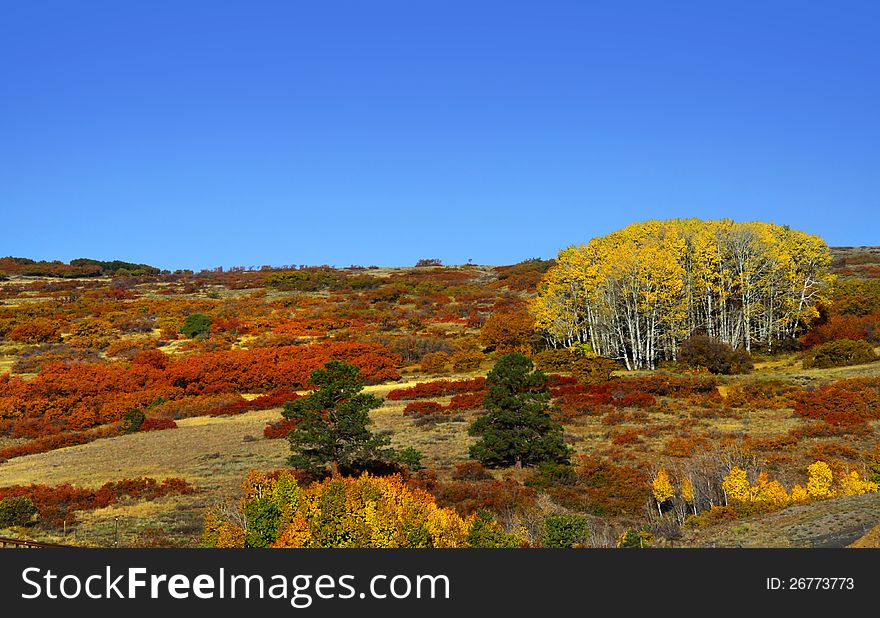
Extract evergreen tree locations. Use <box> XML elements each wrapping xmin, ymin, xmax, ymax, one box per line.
<box><xmin>284</xmin><ymin>361</ymin><xmax>417</xmax><ymax>476</ymax></box>
<box><xmin>468</xmin><ymin>353</ymin><xmax>570</xmax><ymax>469</ymax></box>
<box><xmin>180</xmin><ymin>313</ymin><xmax>212</xmax><ymax>338</ymax></box>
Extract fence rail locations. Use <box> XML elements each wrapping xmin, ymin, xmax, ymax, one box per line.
<box><xmin>0</xmin><ymin>536</ymin><xmax>71</xmax><ymax>548</ymax></box>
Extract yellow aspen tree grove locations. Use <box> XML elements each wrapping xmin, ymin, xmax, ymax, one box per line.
<box><xmin>532</xmin><ymin>219</ymin><xmax>833</xmax><ymax>369</ymax></box>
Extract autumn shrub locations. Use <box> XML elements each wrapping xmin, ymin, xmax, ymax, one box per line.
<box><xmin>67</xmin><ymin>318</ymin><xmax>115</xmax><ymax>349</ymax></box>
<box><xmin>723</xmin><ymin>380</ymin><xmax>798</xmax><ymax>409</ymax></box>
<box><xmin>263</xmin><ymin>418</ymin><xmax>298</xmax><ymax>439</ymax></box>
<box><xmin>0</xmin><ymin>342</ymin><xmax>398</xmax><ymax>447</ymax></box>
<box><xmin>383</xmin><ymin>335</ymin><xmax>451</xmax><ymax>363</ymax></box>
<box><xmin>419</xmin><ymin>351</ymin><xmax>450</xmax><ymax>374</ymax></box>
<box><xmin>386</xmin><ymin>377</ymin><xmax>486</xmax><ymax>401</ymax></box>
<box><xmin>601</xmin><ymin>410</ymin><xmax>627</xmax><ymax>425</ymax></box>
<box><xmin>446</xmin><ymin>391</ymin><xmax>485</xmax><ymax>410</ymax></box>
<box><xmin>570</xmin><ymin>356</ymin><xmax>618</xmax><ymax>384</ymax></box>
<box><xmin>801</xmin><ymin>311</ymin><xmax>880</xmax><ymax>347</ymax></box>
<box><xmin>570</xmin><ymin>455</ymin><xmax>649</xmax><ymax>516</ymax></box>
<box><xmin>744</xmin><ymin>434</ymin><xmax>800</xmax><ymax>452</ymax></box>
<box><xmin>793</xmin><ymin>385</ymin><xmax>877</xmax><ymax>426</ymax></box>
<box><xmin>788</xmin><ymin>422</ymin><xmax>872</xmax><ymax>439</ymax></box>
<box><xmin>545</xmin><ymin>373</ymin><xmax>578</xmax><ymax>388</ymax></box>
<box><xmin>10</xmin><ymin>344</ymin><xmax>103</xmax><ymax>373</ymax></box>
<box><xmin>403</xmin><ymin>400</ymin><xmax>445</xmax><ymax>417</ymax></box>
<box><xmin>807</xmin><ymin>442</ymin><xmax>859</xmax><ymax>461</ymax></box>
<box><xmin>0</xmin><ymin>431</ymin><xmax>93</xmax><ymax>461</ymax></box>
<box><xmin>131</xmin><ymin>348</ymin><xmax>171</xmax><ymax>370</ymax></box>
<box><xmin>0</xmin><ymin>478</ymin><xmax>193</xmax><ymax>528</ymax></box>
<box><xmin>679</xmin><ymin>335</ymin><xmax>753</xmax><ymax>375</ymax></box>
<box><xmin>430</xmin><ymin>478</ymin><xmax>537</xmax><ymax>517</ymax></box>
<box><xmin>479</xmin><ymin>311</ymin><xmax>537</xmax><ymax>353</ymax></box>
<box><xmin>682</xmin><ymin>505</ymin><xmax>739</xmax><ymax>529</ymax></box>
<box><xmin>149</xmin><ymin>394</ymin><xmax>245</xmax><ymax>420</ymax></box>
<box><xmin>624</xmin><ymin>373</ymin><xmax>719</xmax><ymax>397</ymax></box>
<box><xmin>551</xmin><ymin>381</ymin><xmax>656</xmax><ymax>414</ymax></box>
<box><xmin>611</xmin><ymin>428</ymin><xmax>642</xmax><ymax>446</ymax></box>
<box><xmin>451</xmin><ymin>461</ymin><xmax>493</xmax><ymax>481</ymax></box>
<box><xmin>532</xmin><ymin>348</ymin><xmax>575</xmax><ymax>372</ymax></box>
<box><xmin>450</xmin><ymin>350</ymin><xmax>484</xmax><ymax>372</ymax></box>
<box><xmin>7</xmin><ymin>318</ymin><xmax>64</xmax><ymax>344</ymax></box>
<box><xmin>139</xmin><ymin>417</ymin><xmax>177</xmax><ymax>432</ymax></box>
<box><xmin>104</xmin><ymin>338</ymin><xmax>161</xmax><ymax>359</ymax></box>
<box><xmin>662</xmin><ymin>435</ymin><xmax>710</xmax><ymax>458</ymax></box>
<box><xmin>802</xmin><ymin>339</ymin><xmax>878</xmax><ymax>369</ymax></box>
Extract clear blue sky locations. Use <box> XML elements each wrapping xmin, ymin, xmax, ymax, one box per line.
<box><xmin>2</xmin><ymin>1</ymin><xmax>879</xmax><ymax>271</ymax></box>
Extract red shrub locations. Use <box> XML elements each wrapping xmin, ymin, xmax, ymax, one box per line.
<box><xmin>263</xmin><ymin>418</ymin><xmax>298</xmax><ymax>439</ymax></box>
<box><xmin>451</xmin><ymin>461</ymin><xmax>493</xmax><ymax>481</ymax></box>
<box><xmin>139</xmin><ymin>418</ymin><xmax>177</xmax><ymax>432</ymax></box>
<box><xmin>428</xmin><ymin>478</ymin><xmax>537</xmax><ymax>517</ymax></box>
<box><xmin>573</xmin><ymin>455</ymin><xmax>649</xmax><ymax>516</ymax></box>
<box><xmin>545</xmin><ymin>374</ymin><xmax>578</xmax><ymax>388</ymax></box>
<box><xmin>793</xmin><ymin>385</ymin><xmax>877</xmax><ymax>426</ymax></box>
<box><xmin>403</xmin><ymin>401</ymin><xmax>445</xmax><ymax>417</ymax></box>
<box><xmin>446</xmin><ymin>391</ymin><xmax>485</xmax><ymax>410</ymax></box>
<box><xmin>386</xmin><ymin>377</ymin><xmax>486</xmax><ymax>401</ymax></box>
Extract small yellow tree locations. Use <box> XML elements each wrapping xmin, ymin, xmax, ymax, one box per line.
<box><xmin>651</xmin><ymin>469</ymin><xmax>675</xmax><ymax>516</ymax></box>
<box><xmin>722</xmin><ymin>466</ymin><xmax>751</xmax><ymax>504</ymax></box>
<box><xmin>806</xmin><ymin>461</ymin><xmax>834</xmax><ymax>499</ymax></box>
<box><xmin>680</xmin><ymin>477</ymin><xmax>696</xmax><ymax>514</ymax></box>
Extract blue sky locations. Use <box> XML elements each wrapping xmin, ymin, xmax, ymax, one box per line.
<box><xmin>2</xmin><ymin>1</ymin><xmax>879</xmax><ymax>271</ymax></box>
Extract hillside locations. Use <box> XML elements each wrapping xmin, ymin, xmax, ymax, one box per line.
<box><xmin>1</xmin><ymin>241</ymin><xmax>880</xmax><ymax>548</ymax></box>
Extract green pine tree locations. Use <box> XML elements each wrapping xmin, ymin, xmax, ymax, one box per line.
<box><xmin>284</xmin><ymin>361</ymin><xmax>418</xmax><ymax>476</ymax></box>
<box><xmin>468</xmin><ymin>352</ymin><xmax>570</xmax><ymax>469</ymax></box>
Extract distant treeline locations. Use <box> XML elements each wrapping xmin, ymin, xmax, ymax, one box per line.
<box><xmin>0</xmin><ymin>256</ymin><xmax>162</xmax><ymax>278</ymax></box>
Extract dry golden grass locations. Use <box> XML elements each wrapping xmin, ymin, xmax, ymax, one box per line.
<box><xmin>0</xmin><ymin>408</ymin><xmax>288</xmax><ymax>492</ymax></box>
<box><xmin>849</xmin><ymin>523</ymin><xmax>880</xmax><ymax>548</ymax></box>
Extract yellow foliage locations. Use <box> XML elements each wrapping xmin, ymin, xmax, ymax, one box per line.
<box><xmin>751</xmin><ymin>472</ymin><xmax>789</xmax><ymax>508</ymax></box>
<box><xmin>209</xmin><ymin>472</ymin><xmax>474</xmax><ymax>548</ymax></box>
<box><xmin>533</xmin><ymin>219</ymin><xmax>832</xmax><ymax>368</ymax></box>
<box><xmin>836</xmin><ymin>470</ymin><xmax>879</xmax><ymax>497</ymax></box>
<box><xmin>651</xmin><ymin>469</ymin><xmax>675</xmax><ymax>504</ymax></box>
<box><xmin>202</xmin><ymin>514</ymin><xmax>246</xmax><ymax>548</ymax></box>
<box><xmin>680</xmin><ymin>477</ymin><xmax>694</xmax><ymax>503</ymax></box>
<box><xmin>790</xmin><ymin>484</ymin><xmax>809</xmax><ymax>504</ymax></box>
<box><xmin>722</xmin><ymin>466</ymin><xmax>751</xmax><ymax>504</ymax></box>
<box><xmin>806</xmin><ymin>461</ymin><xmax>834</xmax><ymax>499</ymax></box>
